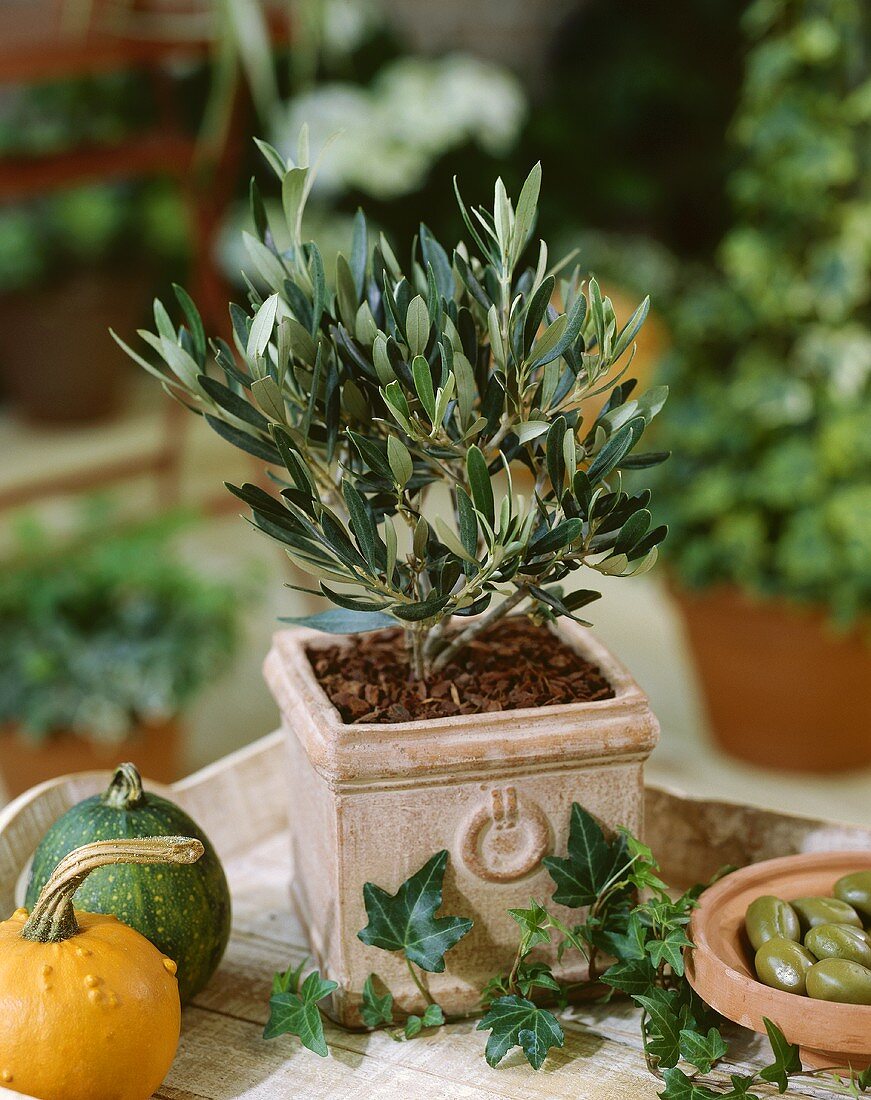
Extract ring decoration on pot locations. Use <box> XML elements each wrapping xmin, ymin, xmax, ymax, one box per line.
<box><xmin>0</xmin><ymin>835</ymin><xmax>203</xmax><ymax>1100</ymax></box>
<box><xmin>459</xmin><ymin>785</ymin><xmax>551</xmax><ymax>884</ymax></box>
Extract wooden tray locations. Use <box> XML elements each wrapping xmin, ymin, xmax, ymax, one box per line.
<box><xmin>3</xmin><ymin>731</ymin><xmax>871</xmax><ymax>1099</ymax></box>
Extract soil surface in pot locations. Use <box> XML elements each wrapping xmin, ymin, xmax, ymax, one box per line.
<box><xmin>309</xmin><ymin>618</ymin><xmax>614</xmax><ymax>724</ymax></box>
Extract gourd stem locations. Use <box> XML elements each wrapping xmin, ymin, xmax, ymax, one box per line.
<box><xmin>103</xmin><ymin>762</ymin><xmax>145</xmax><ymax>809</ymax></box>
<box><xmin>21</xmin><ymin>836</ymin><xmax>204</xmax><ymax>944</ymax></box>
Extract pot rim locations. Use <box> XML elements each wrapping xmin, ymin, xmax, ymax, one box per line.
<box><xmin>264</xmin><ymin>618</ymin><xmax>659</xmax><ymax>787</ymax></box>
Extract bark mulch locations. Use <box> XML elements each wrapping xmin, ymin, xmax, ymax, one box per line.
<box><xmin>308</xmin><ymin>616</ymin><xmax>615</xmax><ymax>724</ymax></box>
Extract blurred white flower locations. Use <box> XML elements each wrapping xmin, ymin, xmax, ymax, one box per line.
<box><xmin>274</xmin><ymin>54</ymin><xmax>526</xmax><ymax>200</ymax></box>
<box><xmin>797</xmin><ymin>324</ymin><xmax>871</xmax><ymax>400</ymax></box>
<box><xmin>321</xmin><ymin>0</ymin><xmax>384</xmax><ymax>54</ymax></box>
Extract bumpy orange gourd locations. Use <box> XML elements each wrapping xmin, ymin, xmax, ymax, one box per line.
<box><xmin>0</xmin><ymin>835</ymin><xmax>204</xmax><ymax>1100</ymax></box>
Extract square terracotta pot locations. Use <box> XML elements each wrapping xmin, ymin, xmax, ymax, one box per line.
<box><xmin>264</xmin><ymin>619</ymin><xmax>659</xmax><ymax>1026</ymax></box>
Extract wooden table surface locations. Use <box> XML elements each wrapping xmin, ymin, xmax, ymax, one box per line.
<box><xmin>158</xmin><ymin>831</ymin><xmax>841</xmax><ymax>1100</ymax></box>
<box><xmin>2</xmin><ymin>733</ymin><xmax>866</xmax><ymax>1099</ymax></box>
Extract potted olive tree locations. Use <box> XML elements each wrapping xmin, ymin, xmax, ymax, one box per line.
<box><xmin>115</xmin><ymin>136</ymin><xmax>669</xmax><ymax>1021</ymax></box>
<box><xmin>653</xmin><ymin>0</ymin><xmax>870</xmax><ymax>772</ymax></box>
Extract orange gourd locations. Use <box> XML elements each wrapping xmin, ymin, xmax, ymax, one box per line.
<box><xmin>0</xmin><ymin>835</ymin><xmax>204</xmax><ymax>1100</ymax></box>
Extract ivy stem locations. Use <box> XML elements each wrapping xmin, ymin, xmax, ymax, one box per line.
<box><xmin>640</xmin><ymin>1010</ymin><xmax>663</xmax><ymax>1079</ymax></box>
<box><xmin>506</xmin><ymin>944</ymin><xmax>524</xmax><ymax>996</ymax></box>
<box><xmin>406</xmin><ymin>958</ymin><xmax>435</xmax><ymax>1007</ymax></box>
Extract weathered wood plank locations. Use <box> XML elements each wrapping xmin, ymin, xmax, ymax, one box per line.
<box><xmin>3</xmin><ymin>735</ymin><xmax>867</xmax><ymax>1099</ymax></box>
<box><xmin>159</xmin><ymin>1003</ymin><xmax>665</xmax><ymax>1100</ymax></box>
<box><xmin>163</xmin><ymin>836</ymin><xmax>840</xmax><ymax>1100</ymax></box>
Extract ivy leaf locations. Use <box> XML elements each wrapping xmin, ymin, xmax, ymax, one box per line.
<box><xmin>658</xmin><ymin>1068</ymin><xmax>723</xmax><ymax>1100</ymax></box>
<box><xmin>404</xmin><ymin>1014</ymin><xmax>424</xmax><ymax>1039</ymax></box>
<box><xmin>357</xmin><ymin>851</ymin><xmax>473</xmax><ymax>973</ymax></box>
<box><xmin>508</xmin><ymin>900</ymin><xmax>552</xmax><ymax>954</ymax></box>
<box><xmin>636</xmin><ymin>988</ymin><xmax>686</xmax><ymax>1069</ymax></box>
<box><xmin>272</xmin><ymin>959</ymin><xmax>307</xmax><ymax>995</ymax></box>
<box><xmin>516</xmin><ymin>962</ymin><xmax>560</xmax><ymax>997</ymax></box>
<box><xmin>601</xmin><ymin>958</ymin><xmax>656</xmax><ymax>996</ymax></box>
<box><xmin>543</xmin><ymin>803</ymin><xmax>616</xmax><ymax>907</ymax></box>
<box><xmin>404</xmin><ymin>1003</ymin><xmax>445</xmax><ymax>1038</ymax></box>
<box><xmin>599</xmin><ymin>910</ymin><xmax>648</xmax><ymax>961</ymax></box>
<box><xmin>648</xmin><ymin>928</ymin><xmax>694</xmax><ymax>976</ymax></box>
<box><xmin>678</xmin><ymin>1028</ymin><xmax>728</xmax><ymax>1074</ymax></box>
<box><xmin>422</xmin><ymin>1003</ymin><xmax>445</xmax><ymax>1028</ymax></box>
<box><xmin>477</xmin><ymin>995</ymin><xmax>564</xmax><ymax>1070</ymax></box>
<box><xmin>758</xmin><ymin>1018</ymin><xmax>801</xmax><ymax>1092</ymax></box>
<box><xmin>264</xmin><ymin>969</ymin><xmax>338</xmax><ymax>1057</ymax></box>
<box><xmin>722</xmin><ymin>1076</ymin><xmax>758</xmax><ymax>1098</ymax></box>
<box><xmin>361</xmin><ymin>975</ymin><xmax>394</xmax><ymax>1027</ymax></box>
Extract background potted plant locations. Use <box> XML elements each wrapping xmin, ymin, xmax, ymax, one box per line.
<box><xmin>116</xmin><ymin>137</ymin><xmax>669</xmax><ymax>1020</ymax></box>
<box><xmin>0</xmin><ymin>74</ymin><xmax>189</xmax><ymax>423</ymax></box>
<box><xmin>0</xmin><ymin>505</ymin><xmax>243</xmax><ymax>796</ymax></box>
<box><xmin>653</xmin><ymin>0</ymin><xmax>870</xmax><ymax>772</ymax></box>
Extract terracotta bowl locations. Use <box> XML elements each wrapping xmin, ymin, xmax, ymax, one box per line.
<box><xmin>686</xmin><ymin>851</ymin><xmax>871</xmax><ymax>1070</ymax></box>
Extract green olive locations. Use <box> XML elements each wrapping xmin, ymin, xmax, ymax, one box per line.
<box><xmin>804</xmin><ymin>923</ymin><xmax>871</xmax><ymax>968</ymax></box>
<box><xmin>834</xmin><ymin>872</ymin><xmax>871</xmax><ymax>921</ymax></box>
<box><xmin>791</xmin><ymin>896</ymin><xmax>862</xmax><ymax>934</ymax></box>
<box><xmin>754</xmin><ymin>936</ymin><xmax>816</xmax><ymax>995</ymax></box>
<box><xmin>806</xmin><ymin>958</ymin><xmax>871</xmax><ymax>1005</ymax></box>
<box><xmin>745</xmin><ymin>895</ymin><xmax>801</xmax><ymax>951</ymax></box>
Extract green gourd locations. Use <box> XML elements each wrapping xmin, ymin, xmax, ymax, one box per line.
<box><xmin>25</xmin><ymin>762</ymin><xmax>231</xmax><ymax>1003</ymax></box>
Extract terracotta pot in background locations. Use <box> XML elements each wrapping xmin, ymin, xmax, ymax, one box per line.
<box><xmin>265</xmin><ymin>619</ymin><xmax>659</xmax><ymax>1026</ymax></box>
<box><xmin>0</xmin><ymin>719</ymin><xmax>181</xmax><ymax>801</ymax></box>
<box><xmin>0</xmin><ymin>269</ymin><xmax>150</xmax><ymax>425</ymax></box>
<box><xmin>671</xmin><ymin>583</ymin><xmax>871</xmax><ymax>772</ymax></box>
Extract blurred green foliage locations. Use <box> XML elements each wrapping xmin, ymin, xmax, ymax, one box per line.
<box><xmin>529</xmin><ymin>0</ymin><xmax>743</xmax><ymax>258</ymax></box>
<box><xmin>0</xmin><ymin>75</ymin><xmax>190</xmax><ymax>293</ymax></box>
<box><xmin>0</xmin><ymin>506</ymin><xmax>248</xmax><ymax>743</ymax></box>
<box><xmin>0</xmin><ymin>72</ymin><xmax>153</xmax><ymax>156</ymax></box>
<box><xmin>655</xmin><ymin>0</ymin><xmax>871</xmax><ymax>625</ymax></box>
<box><xmin>0</xmin><ymin>182</ymin><xmax>189</xmax><ymax>294</ymax></box>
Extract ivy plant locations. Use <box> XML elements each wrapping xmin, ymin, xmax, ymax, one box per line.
<box><xmin>115</xmin><ymin>131</ymin><xmax>669</xmax><ymax>680</ymax></box>
<box><xmin>654</xmin><ymin>0</ymin><xmax>871</xmax><ymax>627</ymax></box>
<box><xmin>266</xmin><ymin>805</ymin><xmax>871</xmax><ymax>1095</ymax></box>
